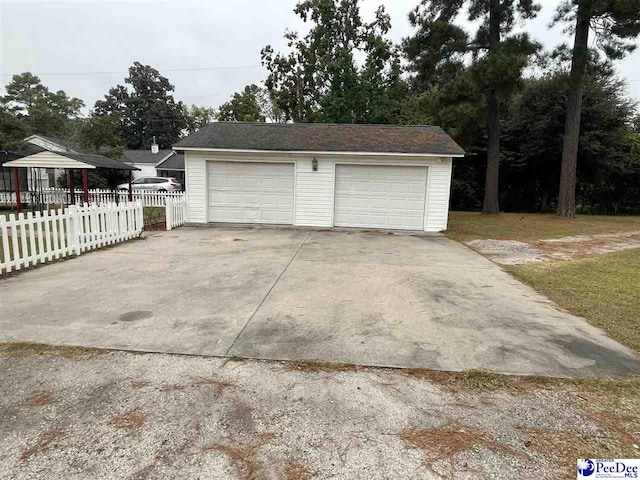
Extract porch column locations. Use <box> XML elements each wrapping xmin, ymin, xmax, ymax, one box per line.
<box><xmin>82</xmin><ymin>169</ymin><xmax>89</xmax><ymax>204</ymax></box>
<box><xmin>128</xmin><ymin>170</ymin><xmax>133</xmax><ymax>201</ymax></box>
<box><xmin>68</xmin><ymin>169</ymin><xmax>75</xmax><ymax>205</ymax></box>
<box><xmin>13</xmin><ymin>168</ymin><xmax>22</xmax><ymax>214</ymax></box>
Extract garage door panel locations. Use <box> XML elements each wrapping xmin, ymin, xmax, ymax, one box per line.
<box><xmin>208</xmin><ymin>162</ymin><xmax>294</xmax><ymax>224</ymax></box>
<box><xmin>334</xmin><ymin>165</ymin><xmax>427</xmax><ymax>230</ymax></box>
<box><xmin>371</xmin><ymin>198</ymin><xmax>389</xmax><ymax>209</ymax></box>
<box><xmin>372</xmin><ymin>183</ymin><xmax>390</xmax><ymax>193</ymax></box>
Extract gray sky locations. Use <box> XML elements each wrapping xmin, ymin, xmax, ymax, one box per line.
<box><xmin>1</xmin><ymin>0</ymin><xmax>639</xmax><ymax>114</ymax></box>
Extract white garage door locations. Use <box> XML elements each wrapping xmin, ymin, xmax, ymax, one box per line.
<box><xmin>334</xmin><ymin>164</ymin><xmax>427</xmax><ymax>230</ymax></box>
<box><xmin>208</xmin><ymin>162</ymin><xmax>294</xmax><ymax>224</ymax></box>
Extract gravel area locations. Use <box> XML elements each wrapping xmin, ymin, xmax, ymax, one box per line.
<box><xmin>1</xmin><ymin>349</ymin><xmax>635</xmax><ymax>479</ymax></box>
<box><xmin>468</xmin><ymin>230</ymin><xmax>640</xmax><ymax>265</ymax></box>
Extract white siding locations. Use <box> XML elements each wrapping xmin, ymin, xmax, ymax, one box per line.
<box><xmin>185</xmin><ymin>152</ymin><xmax>207</xmax><ymax>223</ymax></box>
<box><xmin>295</xmin><ymin>158</ymin><xmax>334</xmax><ymax>227</ymax></box>
<box><xmin>130</xmin><ymin>164</ymin><xmax>157</xmax><ymax>179</ymax></box>
<box><xmin>424</xmin><ymin>158</ymin><xmax>453</xmax><ymax>232</ymax></box>
<box><xmin>184</xmin><ymin>151</ymin><xmax>454</xmax><ymax>232</ymax></box>
<box><xmin>5</xmin><ymin>151</ymin><xmax>95</xmax><ymax>169</ymax></box>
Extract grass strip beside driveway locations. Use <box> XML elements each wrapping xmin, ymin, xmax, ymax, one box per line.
<box><xmin>447</xmin><ymin>212</ymin><xmax>640</xmax><ymax>242</ymax></box>
<box><xmin>508</xmin><ymin>248</ymin><xmax>640</xmax><ymax>353</ymax></box>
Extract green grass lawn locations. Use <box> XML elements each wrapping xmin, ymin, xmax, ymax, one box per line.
<box><xmin>447</xmin><ymin>211</ymin><xmax>640</xmax><ymax>242</ymax></box>
<box><xmin>144</xmin><ymin>207</ymin><xmax>165</xmax><ymax>224</ymax></box>
<box><xmin>508</xmin><ymin>249</ymin><xmax>640</xmax><ymax>353</ymax></box>
<box><xmin>446</xmin><ymin>212</ymin><xmax>640</xmax><ymax>353</ymax></box>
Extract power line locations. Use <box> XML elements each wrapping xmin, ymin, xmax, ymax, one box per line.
<box><xmin>0</xmin><ymin>65</ymin><xmax>264</xmax><ymax>77</ymax></box>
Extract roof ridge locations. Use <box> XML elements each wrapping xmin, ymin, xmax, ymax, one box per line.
<box><xmin>212</xmin><ymin>122</ymin><xmax>440</xmax><ymax>129</ymax></box>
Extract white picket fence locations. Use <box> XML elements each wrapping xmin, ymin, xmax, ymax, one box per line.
<box><xmin>165</xmin><ymin>197</ymin><xmax>187</xmax><ymax>230</ymax></box>
<box><xmin>0</xmin><ymin>188</ymin><xmax>185</xmax><ymax>208</ymax></box>
<box><xmin>0</xmin><ymin>201</ymin><xmax>144</xmax><ymax>274</ymax></box>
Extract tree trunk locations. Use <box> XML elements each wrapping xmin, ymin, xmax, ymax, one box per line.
<box><xmin>482</xmin><ymin>0</ymin><xmax>502</xmax><ymax>214</ymax></box>
<box><xmin>557</xmin><ymin>0</ymin><xmax>592</xmax><ymax>218</ymax></box>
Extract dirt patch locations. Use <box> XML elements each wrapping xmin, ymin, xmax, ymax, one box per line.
<box><xmin>467</xmin><ymin>230</ymin><xmax>640</xmax><ymax>265</ymax></box>
<box><xmin>130</xmin><ymin>380</ymin><xmax>152</xmax><ymax>389</ymax></box>
<box><xmin>0</xmin><ymin>341</ymin><xmax>106</xmax><ymax>360</ymax></box>
<box><xmin>144</xmin><ymin>222</ymin><xmax>166</xmax><ymax>231</ymax></box>
<box><xmin>285</xmin><ymin>460</ymin><xmax>315</xmax><ymax>480</ymax></box>
<box><xmin>466</xmin><ymin>239</ymin><xmax>547</xmax><ymax>264</ymax></box>
<box><xmin>403</xmin><ymin>367</ymin><xmax>557</xmax><ymax>393</ymax></box>
<box><xmin>20</xmin><ymin>429</ymin><xmax>67</xmax><ymax>462</ymax></box>
<box><xmin>192</xmin><ymin>377</ymin><xmax>236</xmax><ymax>395</ymax></box>
<box><xmin>108</xmin><ymin>408</ymin><xmax>146</xmax><ymax>436</ymax></box>
<box><xmin>26</xmin><ymin>391</ymin><xmax>55</xmax><ymax>407</ymax></box>
<box><xmin>284</xmin><ymin>359</ymin><xmax>363</xmax><ymax>373</ymax></box>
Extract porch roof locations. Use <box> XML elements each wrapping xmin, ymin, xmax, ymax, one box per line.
<box><xmin>3</xmin><ymin>151</ymin><xmax>139</xmax><ymax>171</ymax></box>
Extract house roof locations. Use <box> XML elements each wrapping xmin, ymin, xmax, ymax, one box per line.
<box><xmin>0</xmin><ymin>150</ymin><xmax>28</xmax><ymax>167</ymax></box>
<box><xmin>59</xmin><ymin>152</ymin><xmax>140</xmax><ymax>170</ymax></box>
<box><xmin>122</xmin><ymin>149</ymin><xmax>174</xmax><ymax>164</ymax></box>
<box><xmin>4</xmin><ymin>151</ymin><xmax>139</xmax><ymax>170</ymax></box>
<box><xmin>173</xmin><ymin>122</ymin><xmax>465</xmax><ymax>156</ymax></box>
<box><xmin>156</xmin><ymin>153</ymin><xmax>184</xmax><ymax>171</ymax></box>
<box><xmin>24</xmin><ymin>134</ymin><xmax>82</xmax><ymax>152</ymax></box>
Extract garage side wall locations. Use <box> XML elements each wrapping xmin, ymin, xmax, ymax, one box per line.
<box><xmin>424</xmin><ymin>157</ymin><xmax>453</xmax><ymax>232</ymax></box>
<box><xmin>184</xmin><ymin>151</ymin><xmax>453</xmax><ymax>232</ymax></box>
<box><xmin>184</xmin><ymin>151</ymin><xmax>208</xmax><ymax>223</ymax></box>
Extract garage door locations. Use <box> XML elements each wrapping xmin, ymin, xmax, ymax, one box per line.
<box><xmin>334</xmin><ymin>165</ymin><xmax>427</xmax><ymax>230</ymax></box>
<box><xmin>208</xmin><ymin>162</ymin><xmax>294</xmax><ymax>224</ymax></box>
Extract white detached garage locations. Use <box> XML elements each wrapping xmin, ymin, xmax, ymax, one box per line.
<box><xmin>173</xmin><ymin>123</ymin><xmax>464</xmax><ymax>232</ymax></box>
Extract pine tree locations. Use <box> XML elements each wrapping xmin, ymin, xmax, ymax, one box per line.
<box><xmin>555</xmin><ymin>0</ymin><xmax>640</xmax><ymax>217</ymax></box>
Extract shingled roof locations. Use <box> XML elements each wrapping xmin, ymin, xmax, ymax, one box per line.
<box><xmin>57</xmin><ymin>151</ymin><xmax>140</xmax><ymax>170</ymax></box>
<box><xmin>156</xmin><ymin>153</ymin><xmax>184</xmax><ymax>171</ymax></box>
<box><xmin>173</xmin><ymin>122</ymin><xmax>465</xmax><ymax>156</ymax></box>
<box><xmin>122</xmin><ymin>149</ymin><xmax>174</xmax><ymax>164</ymax></box>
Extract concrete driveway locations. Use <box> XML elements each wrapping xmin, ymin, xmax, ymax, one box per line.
<box><xmin>1</xmin><ymin>227</ymin><xmax>639</xmax><ymax>378</ymax></box>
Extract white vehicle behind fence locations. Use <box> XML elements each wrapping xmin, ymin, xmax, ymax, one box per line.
<box><xmin>118</xmin><ymin>177</ymin><xmax>182</xmax><ymax>192</ymax></box>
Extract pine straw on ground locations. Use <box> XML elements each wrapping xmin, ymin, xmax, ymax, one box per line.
<box><xmin>0</xmin><ymin>341</ymin><xmax>106</xmax><ymax>360</ymax></box>
<box><xmin>108</xmin><ymin>408</ymin><xmax>146</xmax><ymax>436</ymax></box>
<box><xmin>25</xmin><ymin>391</ymin><xmax>55</xmax><ymax>407</ymax></box>
<box><xmin>203</xmin><ymin>432</ymin><xmax>276</xmax><ymax>480</ymax></box>
<box><xmin>20</xmin><ymin>429</ymin><xmax>67</xmax><ymax>462</ymax></box>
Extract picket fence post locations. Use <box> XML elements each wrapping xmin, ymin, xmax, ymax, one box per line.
<box><xmin>166</xmin><ymin>197</ymin><xmax>173</xmax><ymax>231</ymax></box>
<box><xmin>67</xmin><ymin>205</ymin><xmax>81</xmax><ymax>256</ymax></box>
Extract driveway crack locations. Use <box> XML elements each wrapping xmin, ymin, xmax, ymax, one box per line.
<box><xmin>224</xmin><ymin>231</ymin><xmax>311</xmax><ymax>356</ymax></box>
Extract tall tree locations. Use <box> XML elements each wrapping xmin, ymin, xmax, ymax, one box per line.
<box><xmin>554</xmin><ymin>0</ymin><xmax>640</xmax><ymax>217</ymax></box>
<box><xmin>2</xmin><ymin>72</ymin><xmax>49</xmax><ymax>114</ymax></box>
<box><xmin>262</xmin><ymin>0</ymin><xmax>407</xmax><ymax>124</ymax></box>
<box><xmin>94</xmin><ymin>62</ymin><xmax>186</xmax><ymax>149</ymax></box>
<box><xmin>405</xmin><ymin>0</ymin><xmax>540</xmax><ymax>214</ymax></box>
<box><xmin>78</xmin><ymin>113</ymin><xmax>124</xmax><ymax>157</ymax></box>
<box><xmin>217</xmin><ymin>84</ymin><xmax>286</xmax><ymax>123</ymax></box>
<box><xmin>218</xmin><ymin>84</ymin><xmax>267</xmax><ymax>122</ymax></box>
<box><xmin>0</xmin><ymin>104</ymin><xmax>30</xmax><ymax>149</ymax></box>
<box><xmin>502</xmin><ymin>71</ymin><xmax>640</xmax><ymax>214</ymax></box>
<box><xmin>1</xmin><ymin>72</ymin><xmax>84</xmax><ymax>137</ymax></box>
<box><xmin>182</xmin><ymin>104</ymin><xmax>216</xmax><ymax>134</ymax></box>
